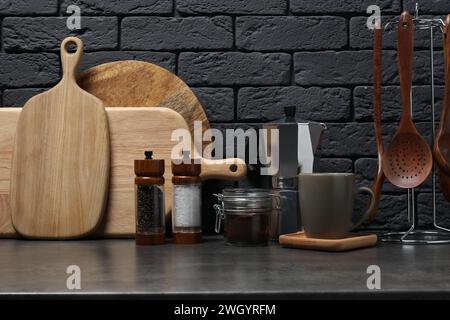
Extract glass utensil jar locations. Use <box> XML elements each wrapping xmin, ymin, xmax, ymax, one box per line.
<box><xmin>134</xmin><ymin>151</ymin><xmax>165</xmax><ymax>245</ymax></box>
<box><xmin>214</xmin><ymin>189</ymin><xmax>280</xmax><ymax>246</ymax></box>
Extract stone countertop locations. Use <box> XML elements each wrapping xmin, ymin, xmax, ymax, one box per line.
<box><xmin>0</xmin><ymin>237</ymin><xmax>449</xmax><ymax>299</ymax></box>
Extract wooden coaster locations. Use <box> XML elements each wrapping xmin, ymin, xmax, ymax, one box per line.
<box><xmin>279</xmin><ymin>232</ymin><xmax>377</xmax><ymax>252</ymax></box>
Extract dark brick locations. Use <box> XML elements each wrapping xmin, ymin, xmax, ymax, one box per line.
<box><xmin>350</xmin><ymin>16</ymin><xmax>442</xmax><ymax>49</ymax></box>
<box><xmin>322</xmin><ymin>123</ymin><xmax>384</xmax><ymax>157</ymax></box>
<box><xmin>236</xmin><ymin>16</ymin><xmax>347</xmax><ymax>51</ymax></box>
<box><xmin>3</xmin><ymin>17</ymin><xmax>118</xmax><ymax>52</ymax></box>
<box><xmin>192</xmin><ymin>88</ymin><xmax>235</xmax><ymax>122</ymax></box>
<box><xmin>412</xmin><ymin>51</ymin><xmax>445</xmax><ymax>85</ymax></box>
<box><xmin>177</xmin><ymin>0</ymin><xmax>287</xmax><ymax>15</ymax></box>
<box><xmin>354</xmin><ymin>85</ymin><xmax>444</xmax><ymax>122</ymax></box>
<box><xmin>294</xmin><ymin>50</ymin><xmax>444</xmax><ymax>86</ymax></box>
<box><xmin>320</xmin><ymin>122</ymin><xmax>437</xmax><ymax>157</ymax></box>
<box><xmin>179</xmin><ymin>52</ymin><xmax>291</xmax><ymax>86</ymax></box>
<box><xmin>3</xmin><ymin>88</ymin><xmax>47</xmax><ymax>107</ymax></box>
<box><xmin>417</xmin><ymin>193</ymin><xmax>450</xmax><ymax>228</ymax></box>
<box><xmin>237</xmin><ymin>86</ymin><xmax>351</xmax><ymax>122</ymax></box>
<box><xmin>355</xmin><ymin>158</ymin><xmax>399</xmax><ymax>193</ymax></box>
<box><xmin>355</xmin><ymin>157</ymin><xmax>379</xmax><ymax>182</ymax></box>
<box><xmin>122</xmin><ymin>16</ymin><xmax>233</xmax><ymax>51</ymax></box>
<box><xmin>0</xmin><ymin>0</ymin><xmax>57</xmax><ymax>15</ymax></box>
<box><xmin>404</xmin><ymin>0</ymin><xmax>450</xmax><ymax>14</ymax></box>
<box><xmin>79</xmin><ymin>51</ymin><xmax>176</xmax><ymax>73</ymax></box>
<box><xmin>0</xmin><ymin>53</ymin><xmax>59</xmax><ymax>88</ymax></box>
<box><xmin>412</xmin><ymin>122</ymin><xmax>433</xmax><ymax>145</ymax></box>
<box><xmin>359</xmin><ymin>194</ymin><xmax>409</xmax><ymax>231</ymax></box>
<box><xmin>290</xmin><ymin>0</ymin><xmax>401</xmax><ymax>13</ymax></box>
<box><xmin>61</xmin><ymin>0</ymin><xmax>173</xmax><ymax>15</ymax></box>
<box><xmin>295</xmin><ymin>51</ymin><xmax>394</xmax><ymax>85</ymax></box>
<box><xmin>318</xmin><ymin>158</ymin><xmax>353</xmax><ymax>173</ymax></box>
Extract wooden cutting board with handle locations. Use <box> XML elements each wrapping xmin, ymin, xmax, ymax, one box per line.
<box><xmin>10</xmin><ymin>37</ymin><xmax>110</xmax><ymax>239</ymax></box>
<box><xmin>77</xmin><ymin>60</ymin><xmax>210</xmax><ymax>150</ymax></box>
<box><xmin>1</xmin><ymin>107</ymin><xmax>246</xmax><ymax>238</ymax></box>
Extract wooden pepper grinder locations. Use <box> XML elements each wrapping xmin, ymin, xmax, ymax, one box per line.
<box><xmin>134</xmin><ymin>151</ymin><xmax>165</xmax><ymax>245</ymax></box>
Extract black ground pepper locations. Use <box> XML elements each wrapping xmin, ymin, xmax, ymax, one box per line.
<box><xmin>136</xmin><ymin>184</ymin><xmax>164</xmax><ymax>234</ymax></box>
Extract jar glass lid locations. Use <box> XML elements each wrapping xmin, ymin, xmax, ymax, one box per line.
<box><xmin>214</xmin><ymin>188</ymin><xmax>277</xmax><ymax>211</ymax></box>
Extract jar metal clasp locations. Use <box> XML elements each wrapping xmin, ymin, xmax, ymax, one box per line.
<box><xmin>271</xmin><ymin>194</ymin><xmax>283</xmax><ymax>210</ymax></box>
<box><xmin>213</xmin><ymin>193</ymin><xmax>225</xmax><ymax>233</ymax></box>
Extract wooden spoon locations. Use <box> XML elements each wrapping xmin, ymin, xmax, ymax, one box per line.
<box><xmin>383</xmin><ymin>11</ymin><xmax>433</xmax><ymax>189</ymax></box>
<box><xmin>369</xmin><ymin>20</ymin><xmax>384</xmax><ymax>220</ymax></box>
<box><xmin>436</xmin><ymin>14</ymin><xmax>450</xmax><ymax>200</ymax></box>
<box><xmin>434</xmin><ymin>15</ymin><xmax>450</xmax><ymax>175</ymax></box>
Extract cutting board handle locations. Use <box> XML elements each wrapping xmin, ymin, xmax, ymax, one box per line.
<box><xmin>200</xmin><ymin>158</ymin><xmax>247</xmax><ymax>181</ymax></box>
<box><xmin>61</xmin><ymin>37</ymin><xmax>83</xmax><ymax>80</ymax></box>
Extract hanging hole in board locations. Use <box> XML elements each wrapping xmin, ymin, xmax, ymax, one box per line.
<box><xmin>64</xmin><ymin>41</ymin><xmax>78</xmax><ymax>54</ymax></box>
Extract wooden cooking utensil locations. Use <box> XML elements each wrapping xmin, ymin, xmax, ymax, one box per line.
<box><xmin>77</xmin><ymin>60</ymin><xmax>210</xmax><ymax>150</ymax></box>
<box><xmin>370</xmin><ymin>21</ymin><xmax>385</xmax><ymax>220</ymax></box>
<box><xmin>1</xmin><ymin>107</ymin><xmax>246</xmax><ymax>237</ymax></box>
<box><xmin>436</xmin><ymin>14</ymin><xmax>450</xmax><ymax>200</ymax></box>
<box><xmin>382</xmin><ymin>12</ymin><xmax>433</xmax><ymax>189</ymax></box>
<box><xmin>10</xmin><ymin>37</ymin><xmax>110</xmax><ymax>239</ymax></box>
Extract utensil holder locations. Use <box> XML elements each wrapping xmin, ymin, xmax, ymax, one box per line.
<box><xmin>379</xmin><ymin>4</ymin><xmax>450</xmax><ymax>244</ymax></box>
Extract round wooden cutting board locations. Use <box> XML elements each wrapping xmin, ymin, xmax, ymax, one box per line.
<box><xmin>77</xmin><ymin>60</ymin><xmax>210</xmax><ymax>148</ymax></box>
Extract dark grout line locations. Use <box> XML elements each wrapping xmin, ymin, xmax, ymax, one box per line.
<box><xmin>117</xmin><ymin>16</ymin><xmax>122</xmax><ymax>50</ymax></box>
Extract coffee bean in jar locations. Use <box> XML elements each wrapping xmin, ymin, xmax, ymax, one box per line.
<box><xmin>224</xmin><ymin>213</ymin><xmax>270</xmax><ymax>246</ymax></box>
<box><xmin>214</xmin><ymin>189</ymin><xmax>278</xmax><ymax>246</ymax></box>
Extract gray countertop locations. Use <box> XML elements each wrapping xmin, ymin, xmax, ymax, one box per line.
<box><xmin>0</xmin><ymin>237</ymin><xmax>449</xmax><ymax>299</ymax></box>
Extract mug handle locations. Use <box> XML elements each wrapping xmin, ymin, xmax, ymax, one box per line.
<box><xmin>351</xmin><ymin>187</ymin><xmax>375</xmax><ymax>230</ymax></box>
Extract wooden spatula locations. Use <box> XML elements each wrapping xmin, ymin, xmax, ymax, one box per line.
<box><xmin>434</xmin><ymin>15</ymin><xmax>450</xmax><ymax>175</ymax></box>
<box><xmin>10</xmin><ymin>37</ymin><xmax>110</xmax><ymax>239</ymax></box>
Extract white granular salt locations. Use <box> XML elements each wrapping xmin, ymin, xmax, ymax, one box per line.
<box><xmin>173</xmin><ymin>183</ymin><xmax>202</xmax><ymax>227</ymax></box>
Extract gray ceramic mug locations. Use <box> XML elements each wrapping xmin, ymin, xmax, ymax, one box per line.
<box><xmin>298</xmin><ymin>173</ymin><xmax>375</xmax><ymax>239</ymax></box>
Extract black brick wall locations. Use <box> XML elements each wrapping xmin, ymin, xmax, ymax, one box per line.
<box><xmin>1</xmin><ymin>0</ymin><xmax>450</xmax><ymax>233</ymax></box>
